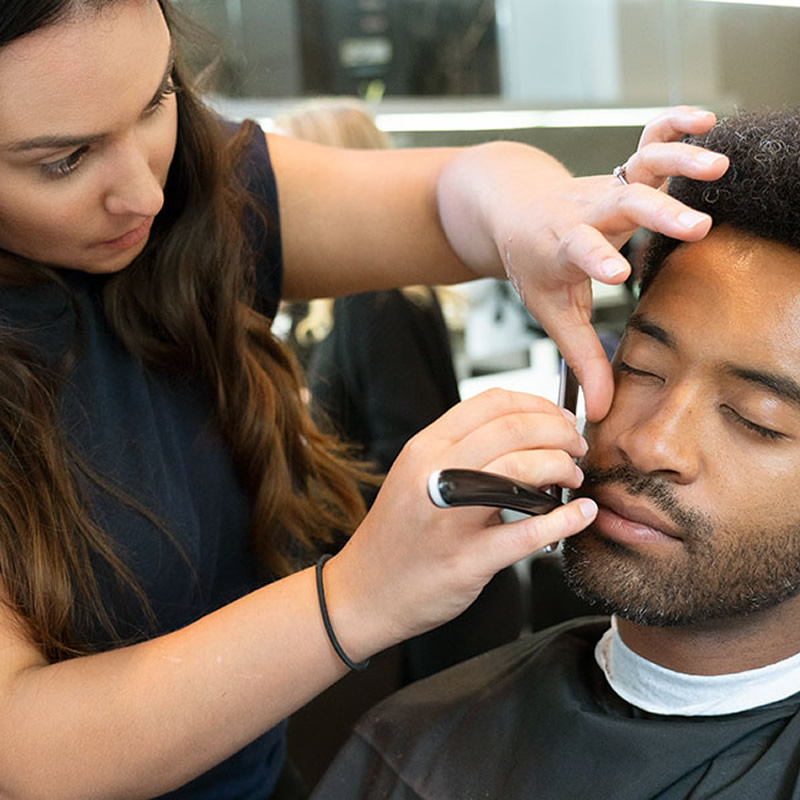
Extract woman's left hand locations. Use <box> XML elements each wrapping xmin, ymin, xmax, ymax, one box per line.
<box><xmin>437</xmin><ymin>106</ymin><xmax>729</xmax><ymax>422</ymax></box>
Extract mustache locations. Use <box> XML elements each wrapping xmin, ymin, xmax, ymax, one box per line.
<box><xmin>571</xmin><ymin>462</ymin><xmax>712</xmax><ymax>536</ymax></box>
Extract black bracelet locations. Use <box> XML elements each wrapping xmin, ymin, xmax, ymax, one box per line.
<box><xmin>315</xmin><ymin>554</ymin><xmax>370</xmax><ymax>671</ymax></box>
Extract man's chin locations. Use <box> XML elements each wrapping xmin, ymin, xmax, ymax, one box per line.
<box><xmin>560</xmin><ymin>528</ymin><xmax>692</xmax><ymax>627</ymax></box>
<box><xmin>561</xmin><ymin>529</ymin><xmax>618</xmax><ymax>611</ymax></box>
<box><xmin>561</xmin><ymin>526</ymin><xmax>800</xmax><ymax>628</ymax></box>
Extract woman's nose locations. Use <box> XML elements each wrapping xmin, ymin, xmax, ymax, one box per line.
<box><xmin>103</xmin><ymin>134</ymin><xmax>164</xmax><ymax>218</ymax></box>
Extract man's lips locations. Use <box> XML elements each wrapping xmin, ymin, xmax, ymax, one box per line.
<box><xmin>590</xmin><ymin>488</ymin><xmax>682</xmax><ymax>543</ymax></box>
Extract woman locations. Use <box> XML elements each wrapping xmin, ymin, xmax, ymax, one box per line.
<box><xmin>0</xmin><ymin>1</ymin><xmax>728</xmax><ymax>798</ymax></box>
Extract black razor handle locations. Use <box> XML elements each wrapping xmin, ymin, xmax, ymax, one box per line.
<box><xmin>428</xmin><ymin>468</ymin><xmax>562</xmax><ymax>516</ymax></box>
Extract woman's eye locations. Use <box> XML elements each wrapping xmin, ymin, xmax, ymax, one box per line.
<box><xmin>722</xmin><ymin>406</ymin><xmax>785</xmax><ymax>441</ymax></box>
<box><xmin>144</xmin><ymin>81</ymin><xmax>177</xmax><ymax>116</ymax></box>
<box><xmin>41</xmin><ymin>145</ymin><xmax>89</xmax><ymax>180</ymax></box>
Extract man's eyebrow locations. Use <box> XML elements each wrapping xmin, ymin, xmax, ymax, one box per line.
<box><xmin>4</xmin><ymin>43</ymin><xmax>175</xmax><ymax>153</ymax></box>
<box><xmin>627</xmin><ymin>313</ymin><xmax>800</xmax><ymax>409</ymax></box>
<box><xmin>626</xmin><ymin>313</ymin><xmax>677</xmax><ymax>350</ymax></box>
<box><xmin>724</xmin><ymin>365</ymin><xmax>800</xmax><ymax>410</ymax></box>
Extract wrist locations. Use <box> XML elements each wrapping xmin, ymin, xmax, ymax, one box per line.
<box><xmin>437</xmin><ymin>141</ymin><xmax>571</xmax><ymax>280</ymax></box>
<box><xmin>316</xmin><ymin>549</ymin><xmax>394</xmax><ymax>666</ymax></box>
<box><xmin>315</xmin><ymin>555</ymin><xmax>370</xmax><ymax>671</ymax></box>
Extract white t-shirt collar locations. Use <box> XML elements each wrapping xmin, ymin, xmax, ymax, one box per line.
<box><xmin>595</xmin><ymin>616</ymin><xmax>800</xmax><ymax>716</ymax></box>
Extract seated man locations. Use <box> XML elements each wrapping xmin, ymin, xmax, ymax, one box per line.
<box><xmin>310</xmin><ymin>107</ymin><xmax>800</xmax><ymax>800</ymax></box>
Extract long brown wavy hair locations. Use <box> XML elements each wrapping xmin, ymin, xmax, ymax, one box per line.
<box><xmin>0</xmin><ymin>0</ymin><xmax>371</xmax><ymax>662</ymax></box>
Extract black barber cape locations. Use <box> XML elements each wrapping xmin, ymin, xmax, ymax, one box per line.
<box><xmin>312</xmin><ymin>618</ymin><xmax>800</xmax><ymax>799</ymax></box>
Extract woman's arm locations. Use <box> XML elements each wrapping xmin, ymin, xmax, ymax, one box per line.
<box><xmin>271</xmin><ymin>136</ymin><xmax>472</xmax><ymax>298</ymax></box>
<box><xmin>0</xmin><ymin>389</ymin><xmax>592</xmax><ymax>800</ymax></box>
<box><xmin>0</xmin><ymin>567</ymin><xmax>345</xmax><ymax>800</ymax></box>
<box><xmin>271</xmin><ymin>105</ymin><xmax>729</xmax><ymax>420</ymax></box>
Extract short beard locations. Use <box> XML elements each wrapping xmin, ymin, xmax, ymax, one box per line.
<box><xmin>562</xmin><ymin>463</ymin><xmax>800</xmax><ymax>627</ymax></box>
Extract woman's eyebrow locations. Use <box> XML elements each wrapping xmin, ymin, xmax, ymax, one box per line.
<box><xmin>6</xmin><ymin>131</ymin><xmax>104</xmax><ymax>153</ymax></box>
<box><xmin>3</xmin><ymin>42</ymin><xmax>175</xmax><ymax>153</ymax></box>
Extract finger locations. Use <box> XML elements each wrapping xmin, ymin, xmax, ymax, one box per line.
<box><xmin>420</xmin><ymin>388</ymin><xmax>567</xmax><ymax>446</ymax></box>
<box><xmin>484</xmin><ymin>449</ymin><xmax>584</xmax><ymax>490</ymax></box>
<box><xmin>532</xmin><ymin>293</ymin><xmax>614</xmax><ymax>422</ymax></box>
<box><xmin>617</xmin><ymin>183</ymin><xmax>714</xmax><ymax>241</ymax></box>
<box><xmin>574</xmin><ymin>354</ymin><xmax>615</xmax><ymax>423</ymax></box>
<box><xmin>478</xmin><ymin>497</ymin><xmax>597</xmax><ymax>571</ymax></box>
<box><xmin>625</xmin><ymin>142</ymin><xmax>728</xmax><ymax>189</ymax></box>
<box><xmin>561</xmin><ymin>188</ymin><xmax>711</xmax><ymax>270</ymax></box>
<box><xmin>552</xmin><ymin>328</ymin><xmax>613</xmax><ymax>422</ymax></box>
<box><xmin>637</xmin><ymin>106</ymin><xmax>717</xmax><ymax>148</ymax></box>
<box><xmin>559</xmin><ymin>222</ymin><xmax>632</xmax><ymax>283</ymax></box>
<box><xmin>450</xmin><ymin>411</ymin><xmax>587</xmax><ymax>467</ymax></box>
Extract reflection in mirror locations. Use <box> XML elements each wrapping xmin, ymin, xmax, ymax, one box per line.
<box><xmin>178</xmin><ymin>0</ymin><xmax>800</xmax><ymax>113</ymax></box>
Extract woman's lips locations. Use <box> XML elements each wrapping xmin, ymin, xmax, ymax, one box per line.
<box><xmin>592</xmin><ymin>492</ymin><xmax>682</xmax><ymax>549</ymax></box>
<box><xmin>97</xmin><ymin>217</ymin><xmax>153</xmax><ymax>250</ymax></box>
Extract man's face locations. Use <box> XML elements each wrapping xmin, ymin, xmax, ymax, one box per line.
<box><xmin>564</xmin><ymin>227</ymin><xmax>800</xmax><ymax>627</ymax></box>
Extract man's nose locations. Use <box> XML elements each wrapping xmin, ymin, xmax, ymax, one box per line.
<box><xmin>613</xmin><ymin>382</ymin><xmax>702</xmax><ymax>483</ymax></box>
<box><xmin>103</xmin><ymin>133</ymin><xmax>164</xmax><ymax>218</ymax></box>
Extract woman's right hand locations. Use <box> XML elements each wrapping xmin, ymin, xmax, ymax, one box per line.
<box><xmin>321</xmin><ymin>388</ymin><xmax>598</xmax><ymax>662</ymax></box>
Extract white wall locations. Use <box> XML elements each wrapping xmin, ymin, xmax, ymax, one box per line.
<box><xmin>496</xmin><ymin>0</ymin><xmax>721</xmax><ymax>107</ymax></box>
<box><xmin>496</xmin><ymin>0</ymin><xmax>622</xmax><ymax>103</ymax></box>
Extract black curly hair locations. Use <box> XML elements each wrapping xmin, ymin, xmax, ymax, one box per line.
<box><xmin>640</xmin><ymin>107</ymin><xmax>800</xmax><ymax>296</ymax></box>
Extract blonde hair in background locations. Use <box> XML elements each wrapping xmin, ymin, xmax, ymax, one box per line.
<box><xmin>273</xmin><ymin>97</ymin><xmax>392</xmax><ymax>150</ymax></box>
<box><xmin>294</xmin><ymin>297</ymin><xmax>335</xmax><ymax>347</ymax></box>
<box><xmin>278</xmin><ymin>98</ymin><xmax>388</xmax><ymax>347</ymax></box>
<box><xmin>277</xmin><ymin>98</ymin><xmax>465</xmax><ymax>346</ymax></box>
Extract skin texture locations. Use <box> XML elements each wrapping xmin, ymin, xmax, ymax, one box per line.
<box><xmin>0</xmin><ymin>1</ymin><xmax>177</xmax><ymax>273</ymax></box>
<box><xmin>564</xmin><ymin>227</ymin><xmax>800</xmax><ymax>674</ymax></box>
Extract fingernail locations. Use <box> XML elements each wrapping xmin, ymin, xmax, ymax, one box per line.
<box><xmin>579</xmin><ymin>498</ymin><xmax>598</xmax><ymax>519</ymax></box>
<box><xmin>695</xmin><ymin>151</ymin><xmax>724</xmax><ymax>166</ymax></box>
<box><xmin>561</xmin><ymin>407</ymin><xmax>577</xmax><ymax>423</ymax></box>
<box><xmin>579</xmin><ymin>434</ymin><xmax>588</xmax><ymax>452</ymax></box>
<box><xmin>573</xmin><ymin>464</ymin><xmax>584</xmax><ymax>483</ymax></box>
<box><xmin>677</xmin><ymin>210</ymin><xmax>708</xmax><ymax>229</ymax></box>
<box><xmin>600</xmin><ymin>259</ymin><xmax>628</xmax><ymax>280</ymax></box>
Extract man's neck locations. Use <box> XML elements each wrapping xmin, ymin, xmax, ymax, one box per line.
<box><xmin>616</xmin><ymin>595</ymin><xmax>800</xmax><ymax>675</ymax></box>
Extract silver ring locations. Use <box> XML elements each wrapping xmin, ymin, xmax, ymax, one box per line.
<box><xmin>613</xmin><ymin>164</ymin><xmax>629</xmax><ymax>186</ymax></box>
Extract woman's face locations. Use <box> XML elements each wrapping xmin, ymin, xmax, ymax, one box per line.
<box><xmin>0</xmin><ymin>0</ymin><xmax>177</xmax><ymax>273</ymax></box>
